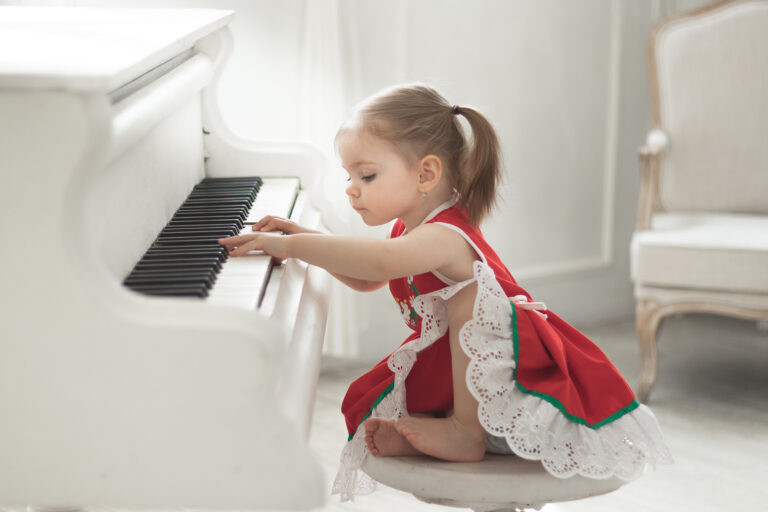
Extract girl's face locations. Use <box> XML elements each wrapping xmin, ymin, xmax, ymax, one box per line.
<box><xmin>337</xmin><ymin>129</ymin><xmax>422</xmax><ymax>226</ymax></box>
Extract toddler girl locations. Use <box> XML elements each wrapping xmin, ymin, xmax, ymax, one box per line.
<box><xmin>219</xmin><ymin>84</ymin><xmax>672</xmax><ymax>501</ymax></box>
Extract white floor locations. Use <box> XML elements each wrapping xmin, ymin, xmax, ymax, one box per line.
<box><xmin>311</xmin><ymin>314</ymin><xmax>768</xmax><ymax>512</ymax></box>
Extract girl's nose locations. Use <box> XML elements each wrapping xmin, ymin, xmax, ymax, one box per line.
<box><xmin>346</xmin><ymin>183</ymin><xmax>360</xmax><ymax>198</ymax></box>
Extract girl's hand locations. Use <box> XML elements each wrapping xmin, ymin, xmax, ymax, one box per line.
<box><xmin>218</xmin><ymin>232</ymin><xmax>290</xmax><ymax>259</ymax></box>
<box><xmin>251</xmin><ymin>215</ymin><xmax>320</xmax><ymax>235</ymax></box>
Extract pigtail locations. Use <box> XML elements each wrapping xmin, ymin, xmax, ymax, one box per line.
<box><xmin>455</xmin><ymin>107</ymin><xmax>502</xmax><ymax>226</ymax></box>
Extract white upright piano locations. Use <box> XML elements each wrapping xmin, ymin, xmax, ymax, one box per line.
<box><xmin>0</xmin><ymin>7</ymin><xmax>330</xmax><ymax>510</ymax></box>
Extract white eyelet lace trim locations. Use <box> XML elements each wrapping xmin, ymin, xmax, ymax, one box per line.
<box><xmin>332</xmin><ymin>260</ymin><xmax>672</xmax><ymax>500</ymax></box>
<box><xmin>331</xmin><ymin>392</ymin><xmax>398</xmax><ymax>501</ymax></box>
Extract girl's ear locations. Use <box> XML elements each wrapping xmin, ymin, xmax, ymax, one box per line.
<box><xmin>417</xmin><ymin>154</ymin><xmax>443</xmax><ymax>193</ymax></box>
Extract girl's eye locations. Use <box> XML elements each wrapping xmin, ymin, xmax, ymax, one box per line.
<box><xmin>345</xmin><ymin>176</ymin><xmax>351</xmax><ymax>182</ymax></box>
<box><xmin>361</xmin><ymin>174</ymin><xmax>376</xmax><ymax>182</ymax></box>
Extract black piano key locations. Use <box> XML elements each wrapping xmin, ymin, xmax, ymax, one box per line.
<box><xmin>191</xmin><ymin>183</ymin><xmax>256</xmax><ymax>190</ymax></box>
<box><xmin>126</xmin><ymin>268</ymin><xmax>218</xmax><ymax>279</ymax></box>
<box><xmin>171</xmin><ymin>213</ymin><xmax>246</xmax><ymax>221</ymax></box>
<box><xmin>151</xmin><ymin>239</ymin><xmax>224</xmax><ymax>248</ymax></box>
<box><xmin>152</xmin><ymin>234</ymin><xmax>226</xmax><ymax>242</ymax></box>
<box><xmin>172</xmin><ymin>209</ymin><xmax>248</xmax><ymax>217</ymax></box>
<box><xmin>161</xmin><ymin>222</ymin><xmax>237</xmax><ymax>233</ymax></box>
<box><xmin>127</xmin><ymin>283</ymin><xmax>209</xmax><ymax>298</ymax></box>
<box><xmin>134</xmin><ymin>262</ymin><xmax>223</xmax><ymax>272</ymax></box>
<box><xmin>125</xmin><ymin>277</ymin><xmax>218</xmax><ymax>292</ymax></box>
<box><xmin>160</xmin><ymin>223</ymin><xmax>239</xmax><ymax>231</ymax></box>
<box><xmin>167</xmin><ymin>218</ymin><xmax>244</xmax><ymax>227</ymax></box>
<box><xmin>133</xmin><ymin>266</ymin><xmax>222</xmax><ymax>276</ymax></box>
<box><xmin>148</xmin><ymin>247</ymin><xmax>225</xmax><ymax>255</ymax></box>
<box><xmin>189</xmin><ymin>190</ymin><xmax>256</xmax><ymax>199</ymax></box>
<box><xmin>136</xmin><ymin>253</ymin><xmax>225</xmax><ymax>261</ymax></box>
<box><xmin>181</xmin><ymin>198</ymin><xmax>252</xmax><ymax>206</ymax></box>
<box><xmin>166</xmin><ymin>217</ymin><xmax>243</xmax><ymax>224</ymax></box>
<box><xmin>145</xmin><ymin>249</ymin><xmax>226</xmax><ymax>256</ymax></box>
<box><xmin>125</xmin><ymin>274</ymin><xmax>216</xmax><ymax>287</ymax></box>
<box><xmin>158</xmin><ymin>228</ymin><xmax>239</xmax><ymax>238</ymax></box>
<box><xmin>143</xmin><ymin>248</ymin><xmax>226</xmax><ymax>258</ymax></box>
<box><xmin>187</xmin><ymin>189</ymin><xmax>256</xmax><ymax>198</ymax></box>
<box><xmin>200</xmin><ymin>177</ymin><xmax>262</xmax><ymax>185</ymax></box>
<box><xmin>135</xmin><ymin>255</ymin><xmax>224</xmax><ymax>264</ymax></box>
<box><xmin>175</xmin><ymin>203</ymin><xmax>250</xmax><ymax>210</ymax></box>
<box><xmin>139</xmin><ymin>260</ymin><xmax>225</xmax><ymax>273</ymax></box>
<box><xmin>166</xmin><ymin>221</ymin><xmax>244</xmax><ymax>231</ymax></box>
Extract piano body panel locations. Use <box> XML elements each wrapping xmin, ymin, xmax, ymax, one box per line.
<box><xmin>107</xmin><ymin>51</ymin><xmax>214</xmax><ymax>164</ymax></box>
<box><xmin>0</xmin><ymin>8</ymin><xmax>330</xmax><ymax>510</ymax></box>
<box><xmin>0</xmin><ymin>301</ymin><xmax>322</xmax><ymax>509</ymax></box>
<box><xmin>0</xmin><ymin>89</ymin><xmax>113</xmax><ymax>311</ymax></box>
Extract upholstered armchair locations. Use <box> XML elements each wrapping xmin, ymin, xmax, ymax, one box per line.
<box><xmin>630</xmin><ymin>0</ymin><xmax>768</xmax><ymax>402</ymax></box>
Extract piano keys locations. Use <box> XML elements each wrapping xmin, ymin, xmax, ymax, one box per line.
<box><xmin>124</xmin><ymin>176</ymin><xmax>263</xmax><ymax>298</ymax></box>
<box><xmin>0</xmin><ymin>7</ymin><xmax>329</xmax><ymax>511</ymax></box>
<box><xmin>123</xmin><ymin>176</ymin><xmax>300</xmax><ymax>310</ymax></box>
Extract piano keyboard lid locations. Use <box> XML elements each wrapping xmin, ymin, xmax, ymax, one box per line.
<box><xmin>0</xmin><ymin>6</ymin><xmax>233</xmax><ymax>94</ymax></box>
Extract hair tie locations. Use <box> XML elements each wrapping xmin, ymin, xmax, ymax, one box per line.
<box><xmin>452</xmin><ymin>105</ymin><xmax>461</xmax><ymax>115</ymax></box>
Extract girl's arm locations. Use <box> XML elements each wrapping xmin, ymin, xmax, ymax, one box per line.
<box><xmin>246</xmin><ymin>216</ymin><xmax>388</xmax><ymax>292</ymax></box>
<box><xmin>219</xmin><ymin>222</ymin><xmax>477</xmax><ymax>284</ymax></box>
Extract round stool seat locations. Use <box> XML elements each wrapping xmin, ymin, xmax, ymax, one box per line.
<box><xmin>362</xmin><ymin>454</ymin><xmax>625</xmax><ymax>512</ymax></box>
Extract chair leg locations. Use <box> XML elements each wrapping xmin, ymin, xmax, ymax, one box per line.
<box><xmin>635</xmin><ymin>299</ymin><xmax>663</xmax><ymax>402</ymax></box>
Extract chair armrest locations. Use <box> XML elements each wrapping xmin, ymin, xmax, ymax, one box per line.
<box><xmin>636</xmin><ymin>129</ymin><xmax>668</xmax><ymax>230</ymax></box>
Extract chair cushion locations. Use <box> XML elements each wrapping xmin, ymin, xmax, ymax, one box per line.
<box><xmin>631</xmin><ymin>212</ymin><xmax>768</xmax><ymax>294</ymax></box>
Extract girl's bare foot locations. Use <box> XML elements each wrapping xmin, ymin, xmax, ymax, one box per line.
<box><xmin>364</xmin><ymin>418</ymin><xmax>422</xmax><ymax>457</ymax></box>
<box><xmin>394</xmin><ymin>416</ymin><xmax>486</xmax><ymax>462</ymax></box>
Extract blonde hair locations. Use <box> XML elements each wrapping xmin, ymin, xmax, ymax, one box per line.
<box><xmin>342</xmin><ymin>84</ymin><xmax>502</xmax><ymax>226</ymax></box>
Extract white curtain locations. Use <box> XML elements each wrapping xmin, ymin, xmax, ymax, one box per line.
<box><xmin>311</xmin><ymin>1</ymin><xmax>356</xmax><ymax>358</ymax></box>
<box><xmin>297</xmin><ymin>0</ymin><xmax>372</xmax><ymax>359</ymax></box>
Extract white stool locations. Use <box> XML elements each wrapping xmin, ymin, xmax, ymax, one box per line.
<box><xmin>362</xmin><ymin>454</ymin><xmax>625</xmax><ymax>512</ymax></box>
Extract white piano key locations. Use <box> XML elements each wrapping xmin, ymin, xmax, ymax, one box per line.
<box><xmin>246</xmin><ymin>177</ymin><xmax>299</xmax><ymax>224</ymax></box>
<box><xmin>206</xmin><ymin>252</ymin><xmax>271</xmax><ymax>309</ymax></box>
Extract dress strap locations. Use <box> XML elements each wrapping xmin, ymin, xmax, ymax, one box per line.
<box><xmin>423</xmin><ymin>273</ymin><xmax>476</xmax><ymax>301</ymax></box>
<box><xmin>417</xmin><ymin>263</ymin><xmax>550</xmax><ymax>320</ymax></box>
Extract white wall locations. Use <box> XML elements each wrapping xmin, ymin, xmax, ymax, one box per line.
<box><xmin>2</xmin><ymin>0</ymin><xmax>716</xmax><ymax>360</ymax></box>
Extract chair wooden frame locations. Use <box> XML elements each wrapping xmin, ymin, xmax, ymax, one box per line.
<box><xmin>635</xmin><ymin>0</ymin><xmax>768</xmax><ymax>402</ymax></box>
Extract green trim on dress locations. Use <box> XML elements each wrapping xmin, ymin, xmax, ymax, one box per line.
<box><xmin>348</xmin><ymin>381</ymin><xmax>395</xmax><ymax>441</ymax></box>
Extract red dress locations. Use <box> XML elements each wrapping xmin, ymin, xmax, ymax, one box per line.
<box><xmin>333</xmin><ymin>201</ymin><xmax>671</xmax><ymax>501</ymax></box>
